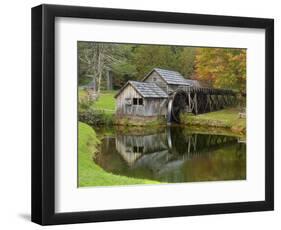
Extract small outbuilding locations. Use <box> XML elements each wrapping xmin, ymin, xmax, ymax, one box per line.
<box><xmin>115</xmin><ymin>80</ymin><xmax>168</xmax><ymax>117</ymax></box>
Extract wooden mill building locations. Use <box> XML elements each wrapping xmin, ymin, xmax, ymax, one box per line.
<box><xmin>115</xmin><ymin>68</ymin><xmax>191</xmax><ymax>117</ymax></box>
<box><xmin>115</xmin><ymin>68</ymin><xmax>236</xmax><ymax>121</ymax></box>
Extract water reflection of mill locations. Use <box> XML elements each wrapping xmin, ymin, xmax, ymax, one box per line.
<box><xmin>96</xmin><ymin>127</ymin><xmax>246</xmax><ymax>182</ymax></box>
<box><xmin>118</xmin><ymin>129</ymin><xmax>239</xmax><ymax>164</ymax></box>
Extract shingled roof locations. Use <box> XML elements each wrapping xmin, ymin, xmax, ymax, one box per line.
<box><xmin>144</xmin><ymin>68</ymin><xmax>191</xmax><ymax>86</ymax></box>
<box><xmin>184</xmin><ymin>79</ymin><xmax>213</xmax><ymax>88</ymax></box>
<box><xmin>115</xmin><ymin>81</ymin><xmax>168</xmax><ymax>98</ymax></box>
<box><xmin>184</xmin><ymin>79</ymin><xmax>202</xmax><ymax>87</ymax></box>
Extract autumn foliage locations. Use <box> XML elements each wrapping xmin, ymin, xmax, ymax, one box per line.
<box><xmin>195</xmin><ymin>48</ymin><xmax>246</xmax><ymax>93</ymax></box>
<box><xmin>78</xmin><ymin>42</ymin><xmax>246</xmax><ymax>94</ymax></box>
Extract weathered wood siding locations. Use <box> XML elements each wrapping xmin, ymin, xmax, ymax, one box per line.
<box><xmin>168</xmin><ymin>84</ymin><xmax>181</xmax><ymax>92</ymax></box>
<box><xmin>144</xmin><ymin>70</ymin><xmax>181</xmax><ymax>93</ymax></box>
<box><xmin>116</xmin><ymin>84</ymin><xmax>167</xmax><ymax>117</ymax></box>
<box><xmin>144</xmin><ymin>71</ymin><xmax>168</xmax><ymax>93</ymax></box>
<box><xmin>144</xmin><ymin>98</ymin><xmax>167</xmax><ymax>116</ymax></box>
<box><xmin>116</xmin><ymin>84</ymin><xmax>143</xmax><ymax>116</ymax></box>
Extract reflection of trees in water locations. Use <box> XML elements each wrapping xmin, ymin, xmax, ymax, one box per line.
<box><xmin>116</xmin><ymin>127</ymin><xmax>239</xmax><ymax>166</ymax></box>
<box><xmin>95</xmin><ymin>127</ymin><xmax>246</xmax><ymax>183</ymax></box>
<box><xmin>169</xmin><ymin>127</ymin><xmax>238</xmax><ymax>155</ymax></box>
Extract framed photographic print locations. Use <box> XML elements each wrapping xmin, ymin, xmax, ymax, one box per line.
<box><xmin>31</xmin><ymin>4</ymin><xmax>274</xmax><ymax>225</ymax></box>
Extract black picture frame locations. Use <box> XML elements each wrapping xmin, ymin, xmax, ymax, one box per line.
<box><xmin>31</xmin><ymin>4</ymin><xmax>274</xmax><ymax>225</ymax></box>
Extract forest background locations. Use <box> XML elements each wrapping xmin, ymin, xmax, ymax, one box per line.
<box><xmin>78</xmin><ymin>42</ymin><xmax>246</xmax><ymax>94</ymax></box>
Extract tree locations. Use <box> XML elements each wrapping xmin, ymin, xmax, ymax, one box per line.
<box><xmin>133</xmin><ymin>45</ymin><xmax>179</xmax><ymax>79</ymax></box>
<box><xmin>78</xmin><ymin>42</ymin><xmax>118</xmax><ymax>93</ymax></box>
<box><xmin>110</xmin><ymin>45</ymin><xmax>137</xmax><ymax>89</ymax></box>
<box><xmin>194</xmin><ymin>48</ymin><xmax>246</xmax><ymax>93</ymax></box>
<box><xmin>177</xmin><ymin>47</ymin><xmax>196</xmax><ymax>77</ymax></box>
<box><xmin>78</xmin><ymin>43</ymin><xmax>199</xmax><ymax>90</ymax></box>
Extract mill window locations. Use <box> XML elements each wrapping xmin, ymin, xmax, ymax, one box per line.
<box><xmin>138</xmin><ymin>98</ymin><xmax>143</xmax><ymax>105</ymax></box>
<box><xmin>133</xmin><ymin>146</ymin><xmax>144</xmax><ymax>153</ymax></box>
<box><xmin>133</xmin><ymin>98</ymin><xmax>138</xmax><ymax>105</ymax></box>
<box><xmin>132</xmin><ymin>98</ymin><xmax>143</xmax><ymax>105</ymax></box>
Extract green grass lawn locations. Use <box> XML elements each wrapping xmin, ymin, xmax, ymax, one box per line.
<box><xmin>180</xmin><ymin>108</ymin><xmax>246</xmax><ymax>135</ymax></box>
<box><xmin>78</xmin><ymin>89</ymin><xmax>117</xmax><ymax>112</ymax></box>
<box><xmin>92</xmin><ymin>90</ymin><xmax>116</xmax><ymax>113</ymax></box>
<box><xmin>78</xmin><ymin>90</ymin><xmax>117</xmax><ymax>126</ymax></box>
<box><xmin>78</xmin><ymin>122</ymin><xmax>159</xmax><ymax>187</ymax></box>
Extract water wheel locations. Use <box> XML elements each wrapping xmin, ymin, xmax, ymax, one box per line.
<box><xmin>168</xmin><ymin>90</ymin><xmax>188</xmax><ymax>123</ymax></box>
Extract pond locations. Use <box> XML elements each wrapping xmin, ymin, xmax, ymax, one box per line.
<box><xmin>95</xmin><ymin>126</ymin><xmax>246</xmax><ymax>183</ymax></box>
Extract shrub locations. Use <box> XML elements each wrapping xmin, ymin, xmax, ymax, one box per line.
<box><xmin>79</xmin><ymin>108</ymin><xmax>114</xmax><ymax>126</ymax></box>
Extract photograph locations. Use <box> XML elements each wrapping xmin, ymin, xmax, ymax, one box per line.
<box><xmin>77</xmin><ymin>42</ymin><xmax>247</xmax><ymax>187</ymax></box>
<box><xmin>30</xmin><ymin>3</ymin><xmax>274</xmax><ymax>225</ymax></box>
